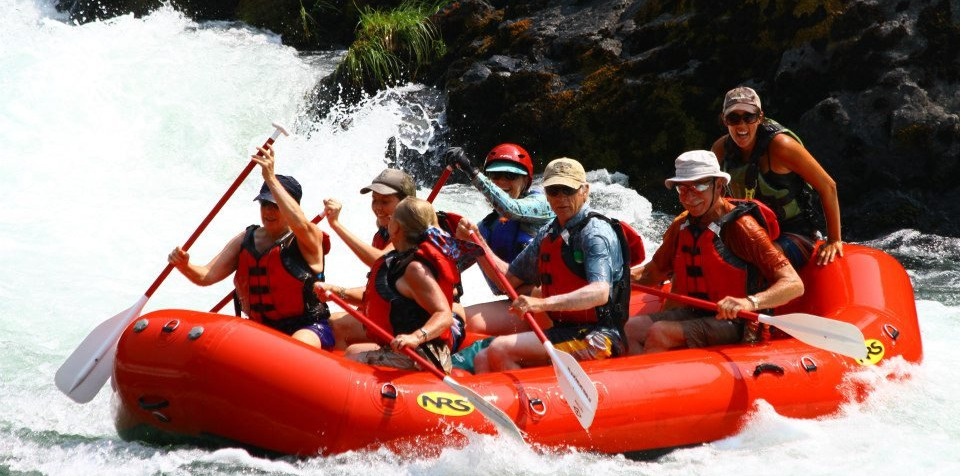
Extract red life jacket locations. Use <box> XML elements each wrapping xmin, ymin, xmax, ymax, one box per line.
<box><xmin>671</xmin><ymin>201</ymin><xmax>777</xmax><ymax>303</ymax></box>
<box><xmin>537</xmin><ymin>212</ymin><xmax>633</xmax><ymax>328</ymax></box>
<box><xmin>372</xmin><ymin>227</ymin><xmax>390</xmax><ymax>250</ymax></box>
<box><xmin>361</xmin><ymin>238</ymin><xmax>460</xmax><ymax>348</ymax></box>
<box><xmin>233</xmin><ymin>225</ymin><xmax>329</xmax><ymax>334</ymax></box>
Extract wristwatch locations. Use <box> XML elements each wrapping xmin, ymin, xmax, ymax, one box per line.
<box><xmin>418</xmin><ymin>328</ymin><xmax>429</xmax><ymax>342</ymax></box>
<box><xmin>746</xmin><ymin>295</ymin><xmax>760</xmax><ymax>310</ymax></box>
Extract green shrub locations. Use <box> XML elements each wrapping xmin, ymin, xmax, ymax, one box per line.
<box><xmin>335</xmin><ymin>1</ymin><xmax>449</xmax><ymax>89</ymax></box>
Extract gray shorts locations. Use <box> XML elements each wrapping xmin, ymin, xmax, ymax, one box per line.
<box><xmin>650</xmin><ymin>307</ymin><xmax>743</xmax><ymax>348</ymax></box>
<box><xmin>354</xmin><ymin>341</ymin><xmax>452</xmax><ymax>373</ymax></box>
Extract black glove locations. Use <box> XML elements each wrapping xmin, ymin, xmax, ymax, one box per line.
<box><xmin>443</xmin><ymin>147</ymin><xmax>478</xmax><ymax>178</ymax></box>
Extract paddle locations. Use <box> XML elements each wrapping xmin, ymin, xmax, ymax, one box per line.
<box><xmin>468</xmin><ymin>231</ymin><xmax>599</xmax><ymax>430</ymax></box>
<box><xmin>321</xmin><ymin>289</ymin><xmax>524</xmax><ymax>441</ymax></box>
<box><xmin>630</xmin><ymin>284</ymin><xmax>868</xmax><ymax>360</ymax></box>
<box><xmin>426</xmin><ymin>165</ymin><xmax>453</xmax><ymax>203</ymax></box>
<box><xmin>55</xmin><ymin>123</ymin><xmax>290</xmax><ymax>403</ymax></box>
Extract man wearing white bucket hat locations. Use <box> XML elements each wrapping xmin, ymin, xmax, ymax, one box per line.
<box><xmin>625</xmin><ymin>150</ymin><xmax>804</xmax><ymax>352</ymax></box>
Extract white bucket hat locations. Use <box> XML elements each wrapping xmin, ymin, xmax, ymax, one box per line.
<box><xmin>664</xmin><ymin>150</ymin><xmax>731</xmax><ymax>189</ymax></box>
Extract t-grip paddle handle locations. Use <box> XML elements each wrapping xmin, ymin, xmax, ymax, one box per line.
<box><xmin>144</xmin><ymin>122</ymin><xmax>289</xmax><ymax>299</ymax></box>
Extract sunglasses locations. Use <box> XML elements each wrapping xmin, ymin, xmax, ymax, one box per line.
<box><xmin>545</xmin><ymin>185</ymin><xmax>581</xmax><ymax>197</ymax></box>
<box><xmin>488</xmin><ymin>171</ymin><xmax>523</xmax><ymax>181</ymax></box>
<box><xmin>674</xmin><ymin>179</ymin><xmax>714</xmax><ymax>194</ymax></box>
<box><xmin>723</xmin><ymin>111</ymin><xmax>760</xmax><ymax>126</ymax></box>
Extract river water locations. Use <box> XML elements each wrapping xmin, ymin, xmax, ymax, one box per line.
<box><xmin>2</xmin><ymin>2</ymin><xmax>959</xmax><ymax>475</ymax></box>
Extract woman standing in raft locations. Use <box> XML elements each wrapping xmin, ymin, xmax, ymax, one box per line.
<box><xmin>315</xmin><ymin>197</ymin><xmax>471</xmax><ymax>372</ymax></box>
<box><xmin>711</xmin><ymin>86</ymin><xmax>843</xmax><ymax>267</ymax></box>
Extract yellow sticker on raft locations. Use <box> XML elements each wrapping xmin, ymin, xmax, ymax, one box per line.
<box><xmin>417</xmin><ymin>392</ymin><xmax>475</xmax><ymax>417</ymax></box>
<box><xmin>857</xmin><ymin>339</ymin><xmax>885</xmax><ymax>366</ymax></box>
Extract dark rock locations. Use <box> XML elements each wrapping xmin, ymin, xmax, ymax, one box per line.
<box><xmin>425</xmin><ymin>0</ymin><xmax>960</xmax><ymax>239</ymax></box>
<box><xmin>53</xmin><ymin>0</ymin><xmax>960</xmax><ymax>238</ymax></box>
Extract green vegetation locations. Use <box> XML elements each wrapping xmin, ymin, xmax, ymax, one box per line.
<box><xmin>334</xmin><ymin>1</ymin><xmax>450</xmax><ymax>89</ymax></box>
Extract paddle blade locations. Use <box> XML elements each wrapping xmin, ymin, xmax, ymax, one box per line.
<box><xmin>760</xmin><ymin>312</ymin><xmax>868</xmax><ymax>360</ymax></box>
<box><xmin>545</xmin><ymin>343</ymin><xmax>598</xmax><ymax>429</ymax></box>
<box><xmin>442</xmin><ymin>375</ymin><xmax>524</xmax><ymax>441</ymax></box>
<box><xmin>55</xmin><ymin>295</ymin><xmax>149</xmax><ymax>403</ymax></box>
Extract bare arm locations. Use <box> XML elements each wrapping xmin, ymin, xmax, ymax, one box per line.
<box><xmin>514</xmin><ymin>281</ymin><xmax>610</xmax><ymax>316</ymax></box>
<box><xmin>168</xmin><ymin>232</ymin><xmax>243</xmax><ymax>286</ymax></box>
<box><xmin>393</xmin><ymin>261</ymin><xmax>455</xmax><ymax>350</ymax></box>
<box><xmin>254</xmin><ymin>144</ymin><xmax>326</xmax><ymax>274</ymax></box>
<box><xmin>324</xmin><ymin>198</ymin><xmax>391</xmax><ymax>267</ymax></box>
<box><xmin>770</xmin><ymin>134</ymin><xmax>843</xmax><ymax>265</ymax></box>
<box><xmin>716</xmin><ymin>262</ymin><xmax>804</xmax><ymax>320</ymax></box>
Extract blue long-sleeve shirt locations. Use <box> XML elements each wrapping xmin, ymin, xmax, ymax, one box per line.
<box><xmin>472</xmin><ymin>173</ymin><xmax>554</xmax><ymax>236</ymax></box>
<box><xmin>508</xmin><ymin>204</ymin><xmax>623</xmax><ymax>293</ymax></box>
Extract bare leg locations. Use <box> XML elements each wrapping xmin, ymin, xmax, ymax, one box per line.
<box><xmin>478</xmin><ymin>331</ymin><xmax>551</xmax><ymax>372</ymax></box>
<box><xmin>624</xmin><ymin>314</ymin><xmax>654</xmax><ymax>355</ymax></box>
<box><xmin>463</xmin><ymin>299</ymin><xmax>529</xmax><ymax>334</ymax></box>
<box><xmin>644</xmin><ymin>321</ymin><xmax>687</xmax><ymax>353</ymax></box>
<box><xmin>329</xmin><ymin>311</ymin><xmax>367</xmax><ymax>350</ymax></box>
<box><xmin>291</xmin><ymin>329</ymin><xmax>322</xmax><ymax>348</ymax></box>
<box><xmin>344</xmin><ymin>342</ymin><xmax>380</xmax><ymax>360</ymax></box>
<box><xmin>464</xmin><ymin>297</ymin><xmax>552</xmax><ymax>335</ymax></box>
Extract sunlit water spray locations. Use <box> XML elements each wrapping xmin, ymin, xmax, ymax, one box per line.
<box><xmin>2</xmin><ymin>1</ymin><xmax>960</xmax><ymax>474</ymax></box>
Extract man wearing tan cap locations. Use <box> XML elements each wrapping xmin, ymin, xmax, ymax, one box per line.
<box><xmin>626</xmin><ymin>150</ymin><xmax>804</xmax><ymax>353</ymax></box>
<box><xmin>459</xmin><ymin>157</ymin><xmax>632</xmax><ymax>373</ymax></box>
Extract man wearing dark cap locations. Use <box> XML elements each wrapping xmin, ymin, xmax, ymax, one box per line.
<box><xmin>168</xmin><ymin>142</ymin><xmax>334</xmax><ymax>349</ymax></box>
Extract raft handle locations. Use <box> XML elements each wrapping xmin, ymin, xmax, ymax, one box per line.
<box><xmin>138</xmin><ymin>397</ymin><xmax>169</xmax><ymax>411</ymax></box>
<box><xmin>528</xmin><ymin>398</ymin><xmax>547</xmax><ymax>416</ymax></box>
<box><xmin>801</xmin><ymin>356</ymin><xmax>817</xmax><ymax>372</ymax></box>
<box><xmin>162</xmin><ymin>319</ymin><xmax>180</xmax><ymax>333</ymax></box>
<box><xmin>753</xmin><ymin>363</ymin><xmax>785</xmax><ymax>377</ymax></box>
<box><xmin>380</xmin><ymin>383</ymin><xmax>397</xmax><ymax>400</ymax></box>
<box><xmin>883</xmin><ymin>324</ymin><xmax>900</xmax><ymax>341</ymax></box>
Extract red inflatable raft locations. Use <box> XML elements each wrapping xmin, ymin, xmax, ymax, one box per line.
<box><xmin>112</xmin><ymin>243</ymin><xmax>921</xmax><ymax>456</ymax></box>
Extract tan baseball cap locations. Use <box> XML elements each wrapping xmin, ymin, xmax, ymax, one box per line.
<box><xmin>542</xmin><ymin>157</ymin><xmax>587</xmax><ymax>189</ymax></box>
<box><xmin>723</xmin><ymin>86</ymin><xmax>762</xmax><ymax>115</ymax></box>
<box><xmin>360</xmin><ymin>168</ymin><xmax>416</xmax><ymax>197</ymax></box>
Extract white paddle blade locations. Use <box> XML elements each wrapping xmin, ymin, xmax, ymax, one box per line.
<box><xmin>545</xmin><ymin>342</ymin><xmax>598</xmax><ymax>430</ymax></box>
<box><xmin>54</xmin><ymin>295</ymin><xmax>149</xmax><ymax>403</ymax></box>
<box><xmin>442</xmin><ymin>376</ymin><xmax>524</xmax><ymax>441</ymax></box>
<box><xmin>760</xmin><ymin>312</ymin><xmax>868</xmax><ymax>360</ymax></box>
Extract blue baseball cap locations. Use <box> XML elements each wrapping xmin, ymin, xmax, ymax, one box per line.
<box><xmin>254</xmin><ymin>175</ymin><xmax>302</xmax><ymax>204</ymax></box>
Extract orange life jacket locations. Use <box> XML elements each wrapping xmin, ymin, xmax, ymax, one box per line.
<box><xmin>671</xmin><ymin>201</ymin><xmax>777</xmax><ymax>303</ymax></box>
<box><xmin>361</xmin><ymin>238</ymin><xmax>460</xmax><ymax>348</ymax></box>
<box><xmin>234</xmin><ymin>225</ymin><xmax>329</xmax><ymax>334</ymax></box>
<box><xmin>537</xmin><ymin>212</ymin><xmax>633</xmax><ymax>329</ymax></box>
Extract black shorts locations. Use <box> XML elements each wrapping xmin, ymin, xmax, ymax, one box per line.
<box><xmin>650</xmin><ymin>307</ymin><xmax>743</xmax><ymax>348</ymax></box>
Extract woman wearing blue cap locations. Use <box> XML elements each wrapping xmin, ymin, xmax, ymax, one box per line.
<box><xmin>167</xmin><ymin>143</ymin><xmax>334</xmax><ymax>348</ymax></box>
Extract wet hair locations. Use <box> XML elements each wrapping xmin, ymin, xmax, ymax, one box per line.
<box><xmin>392</xmin><ymin>197</ymin><xmax>438</xmax><ymax>244</ymax></box>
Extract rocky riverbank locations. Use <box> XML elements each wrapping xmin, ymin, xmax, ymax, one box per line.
<box><xmin>58</xmin><ymin>0</ymin><xmax>960</xmax><ymax>239</ymax></box>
